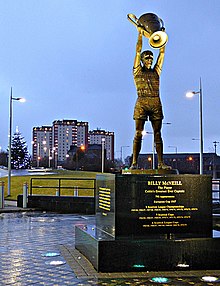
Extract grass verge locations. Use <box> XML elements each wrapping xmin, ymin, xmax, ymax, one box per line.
<box><xmin>1</xmin><ymin>170</ymin><xmax>98</xmax><ymax>201</ymax></box>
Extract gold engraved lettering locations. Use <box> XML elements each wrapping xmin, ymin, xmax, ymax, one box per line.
<box><xmin>156</xmin><ymin>190</ymin><xmax>167</xmax><ymax>193</ymax></box>
<box><xmin>155</xmin><ymin>195</ymin><xmax>175</xmax><ymax>199</ymax></box>
<box><xmin>131</xmin><ymin>178</ymin><xmax>200</xmax><ymax>230</ymax></box>
<box><xmin>162</xmin><ymin>181</ymin><xmax>182</xmax><ymax>186</ymax></box>
<box><xmin>154</xmin><ymin>200</ymin><xmax>167</xmax><ymax>204</ymax></box>
<box><xmin>99</xmin><ymin>199</ymin><xmax>110</xmax><ymax>205</ymax></box>
<box><xmin>174</xmin><ymin>189</ymin><xmax>185</xmax><ymax>193</ymax></box>
<box><xmin>148</xmin><ymin>181</ymin><xmax>162</xmax><ymax>186</ymax></box>
<box><xmin>163</xmin><ymin>186</ymin><xmax>172</xmax><ymax>189</ymax></box>
<box><xmin>145</xmin><ymin>189</ymin><xmax>155</xmax><ymax>193</ymax></box>
<box><xmin>99</xmin><ymin>193</ymin><xmax>111</xmax><ymax>198</ymax></box>
<box><xmin>99</xmin><ymin>205</ymin><xmax>110</xmax><ymax>211</ymax></box>
<box><xmin>99</xmin><ymin>187</ymin><xmax>111</xmax><ymax>191</ymax></box>
<box><xmin>98</xmin><ymin>187</ymin><xmax>111</xmax><ymax>212</ymax></box>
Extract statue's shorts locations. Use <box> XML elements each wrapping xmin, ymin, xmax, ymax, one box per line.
<box><xmin>133</xmin><ymin>97</ymin><xmax>164</xmax><ymax>121</ymax></box>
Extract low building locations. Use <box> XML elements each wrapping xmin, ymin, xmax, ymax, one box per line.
<box><xmin>66</xmin><ymin>144</ymin><xmax>104</xmax><ymax>171</ymax></box>
<box><xmin>126</xmin><ymin>152</ymin><xmax>220</xmax><ymax>178</ymax></box>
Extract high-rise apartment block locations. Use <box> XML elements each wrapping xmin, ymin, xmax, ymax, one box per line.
<box><xmin>52</xmin><ymin>120</ymin><xmax>88</xmax><ymax>162</ymax></box>
<box><xmin>32</xmin><ymin>126</ymin><xmax>52</xmax><ymax>162</ymax></box>
<box><xmin>32</xmin><ymin>120</ymin><xmax>114</xmax><ymax>165</ymax></box>
<box><xmin>89</xmin><ymin>129</ymin><xmax>114</xmax><ymax>161</ymax></box>
<box><xmin>33</xmin><ymin>119</ymin><xmax>89</xmax><ymax>164</ymax></box>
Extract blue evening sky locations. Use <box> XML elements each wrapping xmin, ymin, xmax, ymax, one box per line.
<box><xmin>0</xmin><ymin>0</ymin><xmax>220</xmax><ymax>159</ymax></box>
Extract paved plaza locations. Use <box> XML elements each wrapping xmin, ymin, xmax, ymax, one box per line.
<box><xmin>0</xmin><ymin>207</ymin><xmax>220</xmax><ymax>285</ymax></box>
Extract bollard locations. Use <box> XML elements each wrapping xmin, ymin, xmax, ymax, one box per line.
<box><xmin>56</xmin><ymin>189</ymin><xmax>60</xmax><ymax>196</ymax></box>
<box><xmin>23</xmin><ymin>182</ymin><xmax>28</xmax><ymax>208</ymax></box>
<box><xmin>74</xmin><ymin>186</ymin><xmax>78</xmax><ymax>197</ymax></box>
<box><xmin>0</xmin><ymin>181</ymin><xmax>4</xmax><ymax>209</ymax></box>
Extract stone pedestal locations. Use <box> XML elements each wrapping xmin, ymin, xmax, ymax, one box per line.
<box><xmin>75</xmin><ymin>173</ymin><xmax>220</xmax><ymax>272</ymax></box>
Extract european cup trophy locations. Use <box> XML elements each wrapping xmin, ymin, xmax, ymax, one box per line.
<box><xmin>127</xmin><ymin>13</ymin><xmax>168</xmax><ymax>49</ymax></box>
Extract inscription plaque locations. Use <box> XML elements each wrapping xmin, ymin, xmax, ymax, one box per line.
<box><xmin>96</xmin><ymin>174</ymin><xmax>212</xmax><ymax>239</ymax></box>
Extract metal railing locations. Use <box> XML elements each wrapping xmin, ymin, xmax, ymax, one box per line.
<box><xmin>212</xmin><ymin>179</ymin><xmax>220</xmax><ymax>204</ymax></box>
<box><xmin>29</xmin><ymin>177</ymin><xmax>96</xmax><ymax>197</ymax></box>
<box><xmin>27</xmin><ymin>177</ymin><xmax>220</xmax><ymax>203</ymax></box>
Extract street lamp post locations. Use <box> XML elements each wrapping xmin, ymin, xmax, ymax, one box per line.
<box><xmin>52</xmin><ymin>147</ymin><xmax>58</xmax><ymax>169</ymax></box>
<box><xmin>37</xmin><ymin>143</ymin><xmax>40</xmax><ymax>167</ymax></box>
<box><xmin>75</xmin><ymin>145</ymin><xmax>85</xmax><ymax>170</ymax></box>
<box><xmin>213</xmin><ymin>141</ymin><xmax>219</xmax><ymax>154</ymax></box>
<box><xmin>120</xmin><ymin>145</ymin><xmax>129</xmax><ymax>163</ymax></box>
<box><xmin>49</xmin><ymin>149</ymin><xmax>52</xmax><ymax>168</ymax></box>
<box><xmin>101</xmin><ymin>138</ymin><xmax>105</xmax><ymax>173</ymax></box>
<box><xmin>168</xmin><ymin>145</ymin><xmax>177</xmax><ymax>154</ymax></box>
<box><xmin>8</xmin><ymin>87</ymin><xmax>25</xmax><ymax>196</ymax></box>
<box><xmin>142</xmin><ymin>123</ymin><xmax>171</xmax><ymax>170</ymax></box>
<box><xmin>142</xmin><ymin>131</ymin><xmax>155</xmax><ymax>169</ymax></box>
<box><xmin>168</xmin><ymin>145</ymin><xmax>178</xmax><ymax>169</ymax></box>
<box><xmin>186</xmin><ymin>78</ymin><xmax>203</xmax><ymax>175</ymax></box>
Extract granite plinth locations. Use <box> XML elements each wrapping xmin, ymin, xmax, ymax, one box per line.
<box><xmin>75</xmin><ymin>224</ymin><xmax>220</xmax><ymax>272</ymax></box>
<box><xmin>75</xmin><ymin>173</ymin><xmax>215</xmax><ymax>272</ymax></box>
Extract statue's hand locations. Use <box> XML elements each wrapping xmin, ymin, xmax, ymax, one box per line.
<box><xmin>137</xmin><ymin>25</ymin><xmax>150</xmax><ymax>38</ymax></box>
<box><xmin>137</xmin><ymin>25</ymin><xmax>144</xmax><ymax>35</ymax></box>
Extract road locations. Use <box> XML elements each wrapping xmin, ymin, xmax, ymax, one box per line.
<box><xmin>0</xmin><ymin>168</ymin><xmax>55</xmax><ymax>177</ymax></box>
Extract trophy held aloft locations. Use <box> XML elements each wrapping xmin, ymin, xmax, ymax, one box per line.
<box><xmin>127</xmin><ymin>12</ymin><xmax>168</xmax><ymax>49</ymax></box>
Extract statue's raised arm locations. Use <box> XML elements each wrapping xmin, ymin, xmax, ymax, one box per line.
<box><xmin>128</xmin><ymin>12</ymin><xmax>171</xmax><ymax>171</ymax></box>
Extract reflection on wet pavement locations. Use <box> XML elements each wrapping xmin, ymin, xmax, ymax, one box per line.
<box><xmin>1</xmin><ymin>212</ymin><xmax>220</xmax><ymax>285</ymax></box>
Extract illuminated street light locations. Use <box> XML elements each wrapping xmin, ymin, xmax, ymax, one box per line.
<box><xmin>8</xmin><ymin>87</ymin><xmax>26</xmax><ymax>196</ymax></box>
<box><xmin>75</xmin><ymin>145</ymin><xmax>85</xmax><ymax>171</ymax></box>
<box><xmin>142</xmin><ymin>123</ymin><xmax>171</xmax><ymax>169</ymax></box>
<box><xmin>142</xmin><ymin>130</ymin><xmax>155</xmax><ymax>169</ymax></box>
<box><xmin>48</xmin><ymin>149</ymin><xmax>52</xmax><ymax>168</ymax></box>
<box><xmin>80</xmin><ymin>145</ymin><xmax>85</xmax><ymax>151</ymax></box>
<box><xmin>147</xmin><ymin>156</ymin><xmax>153</xmax><ymax>168</ymax></box>
<box><xmin>186</xmin><ymin>78</ymin><xmax>203</xmax><ymax>174</ymax></box>
<box><xmin>101</xmin><ymin>138</ymin><xmax>105</xmax><ymax>173</ymax></box>
<box><xmin>52</xmin><ymin>147</ymin><xmax>58</xmax><ymax>169</ymax></box>
<box><xmin>37</xmin><ymin>143</ymin><xmax>40</xmax><ymax>167</ymax></box>
<box><xmin>120</xmin><ymin>145</ymin><xmax>129</xmax><ymax>163</ymax></box>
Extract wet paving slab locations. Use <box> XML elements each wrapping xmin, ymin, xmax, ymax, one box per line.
<box><xmin>0</xmin><ymin>211</ymin><xmax>220</xmax><ymax>285</ymax></box>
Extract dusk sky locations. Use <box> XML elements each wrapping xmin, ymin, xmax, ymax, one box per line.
<box><xmin>0</xmin><ymin>0</ymin><xmax>220</xmax><ymax>159</ymax></box>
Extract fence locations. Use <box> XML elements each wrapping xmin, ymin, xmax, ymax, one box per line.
<box><xmin>29</xmin><ymin>177</ymin><xmax>96</xmax><ymax>197</ymax></box>
<box><xmin>25</xmin><ymin>177</ymin><xmax>220</xmax><ymax>203</ymax></box>
<box><xmin>212</xmin><ymin>179</ymin><xmax>220</xmax><ymax>205</ymax></box>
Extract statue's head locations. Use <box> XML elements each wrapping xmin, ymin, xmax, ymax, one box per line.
<box><xmin>141</xmin><ymin>50</ymin><xmax>153</xmax><ymax>69</ymax></box>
